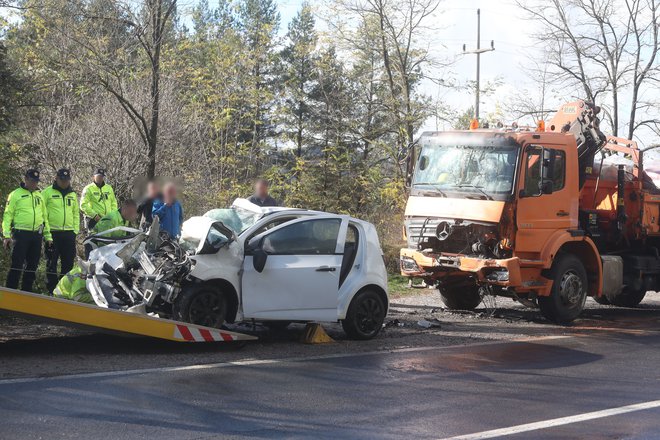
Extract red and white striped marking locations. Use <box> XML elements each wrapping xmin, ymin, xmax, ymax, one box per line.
<box><xmin>174</xmin><ymin>324</ymin><xmax>235</xmax><ymax>342</ymax></box>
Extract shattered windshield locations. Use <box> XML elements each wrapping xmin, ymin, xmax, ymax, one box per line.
<box><xmin>413</xmin><ymin>144</ymin><xmax>519</xmax><ymax>199</ymax></box>
<box><xmin>204</xmin><ymin>206</ymin><xmax>261</xmax><ymax>235</ymax></box>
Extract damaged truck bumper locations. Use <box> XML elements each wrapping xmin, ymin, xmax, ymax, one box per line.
<box><xmin>399</xmin><ymin>248</ymin><xmax>552</xmax><ymax>294</ymax></box>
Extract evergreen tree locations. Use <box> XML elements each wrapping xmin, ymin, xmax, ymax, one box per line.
<box><xmin>280</xmin><ymin>2</ymin><xmax>317</xmax><ymax>157</ymax></box>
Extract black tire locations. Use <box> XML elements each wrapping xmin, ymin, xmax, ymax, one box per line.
<box><xmin>592</xmin><ymin>295</ymin><xmax>611</xmax><ymax>305</ymax></box>
<box><xmin>173</xmin><ymin>285</ymin><xmax>228</xmax><ymax>328</ymax></box>
<box><xmin>539</xmin><ymin>254</ymin><xmax>587</xmax><ymax>323</ymax></box>
<box><xmin>439</xmin><ymin>285</ymin><xmax>482</xmax><ymax>310</ymax></box>
<box><xmin>606</xmin><ymin>286</ymin><xmax>647</xmax><ymax>307</ymax></box>
<box><xmin>342</xmin><ymin>290</ymin><xmax>386</xmax><ymax>340</ymax></box>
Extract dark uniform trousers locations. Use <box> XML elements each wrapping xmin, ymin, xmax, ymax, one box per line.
<box><xmin>6</xmin><ymin>230</ymin><xmax>42</xmax><ymax>292</ymax></box>
<box><xmin>46</xmin><ymin>230</ymin><xmax>77</xmax><ymax>293</ymax></box>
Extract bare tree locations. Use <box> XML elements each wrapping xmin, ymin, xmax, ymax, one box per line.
<box><xmin>519</xmin><ymin>0</ymin><xmax>660</xmax><ymax>139</ymax></box>
<box><xmin>25</xmin><ymin>0</ymin><xmax>177</xmax><ymax>179</ymax></box>
<box><xmin>328</xmin><ymin>0</ymin><xmax>442</xmax><ymax>176</ymax></box>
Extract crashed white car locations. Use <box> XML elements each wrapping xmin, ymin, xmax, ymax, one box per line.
<box><xmin>83</xmin><ymin>199</ymin><xmax>389</xmax><ymax>340</ymax></box>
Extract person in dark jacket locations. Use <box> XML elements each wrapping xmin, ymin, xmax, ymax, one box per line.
<box><xmin>152</xmin><ymin>183</ymin><xmax>183</xmax><ymax>238</ymax></box>
<box><xmin>247</xmin><ymin>179</ymin><xmax>277</xmax><ymax>207</ymax></box>
<box><xmin>137</xmin><ymin>180</ymin><xmax>161</xmax><ymax>230</ymax></box>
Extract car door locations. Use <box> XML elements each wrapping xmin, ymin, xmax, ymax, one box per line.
<box><xmin>242</xmin><ymin>216</ymin><xmax>348</xmax><ymax>321</ymax></box>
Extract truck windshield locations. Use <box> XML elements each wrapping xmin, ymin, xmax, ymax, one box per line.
<box><xmin>413</xmin><ymin>144</ymin><xmax>518</xmax><ymax>199</ymax></box>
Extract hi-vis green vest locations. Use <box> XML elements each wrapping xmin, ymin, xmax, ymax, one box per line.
<box><xmin>42</xmin><ymin>185</ymin><xmax>80</xmax><ymax>234</ymax></box>
<box><xmin>80</xmin><ymin>182</ymin><xmax>117</xmax><ymax>219</ymax></box>
<box><xmin>54</xmin><ymin>265</ymin><xmax>92</xmax><ymax>303</ymax></box>
<box><xmin>2</xmin><ymin>186</ymin><xmax>52</xmax><ymax>241</ymax></box>
<box><xmin>93</xmin><ymin>209</ymin><xmax>131</xmax><ymax>238</ymax></box>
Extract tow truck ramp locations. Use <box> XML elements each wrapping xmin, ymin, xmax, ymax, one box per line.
<box><xmin>0</xmin><ymin>287</ymin><xmax>257</xmax><ymax>343</ymax></box>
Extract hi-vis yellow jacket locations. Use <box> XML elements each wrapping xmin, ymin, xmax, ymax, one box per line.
<box><xmin>2</xmin><ymin>185</ymin><xmax>52</xmax><ymax>240</ymax></box>
<box><xmin>80</xmin><ymin>182</ymin><xmax>117</xmax><ymax>219</ymax></box>
<box><xmin>42</xmin><ymin>184</ymin><xmax>80</xmax><ymax>234</ymax></box>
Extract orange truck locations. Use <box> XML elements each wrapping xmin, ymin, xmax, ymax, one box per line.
<box><xmin>400</xmin><ymin>100</ymin><xmax>660</xmax><ymax>323</ymax></box>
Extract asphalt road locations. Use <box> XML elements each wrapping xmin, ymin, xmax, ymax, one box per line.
<box><xmin>2</xmin><ymin>320</ymin><xmax>660</xmax><ymax>439</ymax></box>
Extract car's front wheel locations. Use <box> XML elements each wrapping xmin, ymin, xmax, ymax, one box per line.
<box><xmin>342</xmin><ymin>290</ymin><xmax>386</xmax><ymax>340</ymax></box>
<box><xmin>173</xmin><ymin>285</ymin><xmax>228</xmax><ymax>328</ymax></box>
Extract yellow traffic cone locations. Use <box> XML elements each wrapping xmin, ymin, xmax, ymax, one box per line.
<box><xmin>301</xmin><ymin>323</ymin><xmax>335</xmax><ymax>344</ymax></box>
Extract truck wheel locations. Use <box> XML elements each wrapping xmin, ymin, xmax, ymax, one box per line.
<box><xmin>539</xmin><ymin>254</ymin><xmax>587</xmax><ymax>323</ymax></box>
<box><xmin>592</xmin><ymin>295</ymin><xmax>611</xmax><ymax>305</ymax></box>
<box><xmin>342</xmin><ymin>290</ymin><xmax>386</xmax><ymax>340</ymax></box>
<box><xmin>439</xmin><ymin>286</ymin><xmax>482</xmax><ymax>310</ymax></box>
<box><xmin>606</xmin><ymin>286</ymin><xmax>646</xmax><ymax>308</ymax></box>
<box><xmin>173</xmin><ymin>285</ymin><xmax>228</xmax><ymax>328</ymax></box>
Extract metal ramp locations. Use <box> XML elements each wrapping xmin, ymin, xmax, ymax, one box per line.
<box><xmin>0</xmin><ymin>287</ymin><xmax>257</xmax><ymax>343</ymax></box>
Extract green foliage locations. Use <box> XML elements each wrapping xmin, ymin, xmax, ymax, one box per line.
<box><xmin>1</xmin><ymin>0</ymin><xmax>434</xmax><ymax>278</ymax></box>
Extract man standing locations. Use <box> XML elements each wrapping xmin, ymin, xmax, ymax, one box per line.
<box><xmin>152</xmin><ymin>183</ymin><xmax>183</xmax><ymax>238</ymax></box>
<box><xmin>2</xmin><ymin>169</ymin><xmax>52</xmax><ymax>292</ymax></box>
<box><xmin>42</xmin><ymin>168</ymin><xmax>79</xmax><ymax>293</ymax></box>
<box><xmin>137</xmin><ymin>180</ymin><xmax>161</xmax><ymax>229</ymax></box>
<box><xmin>248</xmin><ymin>179</ymin><xmax>278</xmax><ymax>207</ymax></box>
<box><xmin>80</xmin><ymin>168</ymin><xmax>117</xmax><ymax>231</ymax></box>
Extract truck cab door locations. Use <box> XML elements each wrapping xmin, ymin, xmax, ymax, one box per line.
<box><xmin>516</xmin><ymin>144</ymin><xmax>576</xmax><ymax>253</ymax></box>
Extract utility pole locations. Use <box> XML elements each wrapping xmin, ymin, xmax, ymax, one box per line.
<box><xmin>463</xmin><ymin>9</ymin><xmax>495</xmax><ymax>121</ymax></box>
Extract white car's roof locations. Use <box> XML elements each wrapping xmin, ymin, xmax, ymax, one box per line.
<box><xmin>230</xmin><ymin>198</ymin><xmax>320</xmax><ymax>216</ymax></box>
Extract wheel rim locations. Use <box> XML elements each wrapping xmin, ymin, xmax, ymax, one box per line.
<box><xmin>188</xmin><ymin>291</ymin><xmax>224</xmax><ymax>327</ymax></box>
<box><xmin>356</xmin><ymin>296</ymin><xmax>383</xmax><ymax>334</ymax></box>
<box><xmin>559</xmin><ymin>270</ymin><xmax>583</xmax><ymax>307</ymax></box>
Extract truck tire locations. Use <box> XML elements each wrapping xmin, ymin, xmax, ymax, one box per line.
<box><xmin>592</xmin><ymin>295</ymin><xmax>610</xmax><ymax>305</ymax></box>
<box><xmin>539</xmin><ymin>254</ymin><xmax>587</xmax><ymax>323</ymax></box>
<box><xmin>439</xmin><ymin>286</ymin><xmax>482</xmax><ymax>310</ymax></box>
<box><xmin>173</xmin><ymin>285</ymin><xmax>228</xmax><ymax>328</ymax></box>
<box><xmin>342</xmin><ymin>290</ymin><xmax>386</xmax><ymax>340</ymax></box>
<box><xmin>606</xmin><ymin>286</ymin><xmax>646</xmax><ymax>308</ymax></box>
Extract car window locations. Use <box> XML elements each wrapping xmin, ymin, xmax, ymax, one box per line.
<box><xmin>262</xmin><ymin>219</ymin><xmax>341</xmax><ymax>255</ymax></box>
<box><xmin>340</xmin><ymin>224</ymin><xmax>359</xmax><ymax>286</ymax></box>
<box><xmin>247</xmin><ymin>216</ymin><xmax>303</xmax><ymax>241</ymax></box>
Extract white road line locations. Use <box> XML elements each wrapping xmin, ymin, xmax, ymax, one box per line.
<box><xmin>0</xmin><ymin>335</ymin><xmax>569</xmax><ymax>385</ymax></box>
<box><xmin>439</xmin><ymin>399</ymin><xmax>660</xmax><ymax>440</ymax></box>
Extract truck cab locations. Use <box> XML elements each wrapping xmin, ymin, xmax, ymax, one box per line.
<box><xmin>399</xmin><ymin>102</ymin><xmax>628</xmax><ymax>323</ymax></box>
<box><xmin>402</xmin><ymin>101</ymin><xmax>660</xmax><ymax>323</ymax></box>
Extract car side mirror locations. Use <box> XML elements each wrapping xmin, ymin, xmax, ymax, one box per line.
<box><xmin>253</xmin><ymin>248</ymin><xmax>268</xmax><ymax>273</ymax></box>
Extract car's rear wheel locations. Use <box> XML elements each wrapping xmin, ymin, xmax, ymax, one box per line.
<box><xmin>539</xmin><ymin>254</ymin><xmax>587</xmax><ymax>323</ymax></box>
<box><xmin>342</xmin><ymin>290</ymin><xmax>386</xmax><ymax>340</ymax></box>
<box><xmin>173</xmin><ymin>285</ymin><xmax>228</xmax><ymax>328</ymax></box>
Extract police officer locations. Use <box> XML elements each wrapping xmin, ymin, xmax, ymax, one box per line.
<box><xmin>42</xmin><ymin>168</ymin><xmax>79</xmax><ymax>293</ymax></box>
<box><xmin>2</xmin><ymin>169</ymin><xmax>52</xmax><ymax>292</ymax></box>
<box><xmin>84</xmin><ymin>199</ymin><xmax>138</xmax><ymax>257</ymax></box>
<box><xmin>80</xmin><ymin>168</ymin><xmax>117</xmax><ymax>231</ymax></box>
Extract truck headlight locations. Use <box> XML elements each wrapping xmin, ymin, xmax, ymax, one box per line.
<box><xmin>486</xmin><ymin>269</ymin><xmax>509</xmax><ymax>282</ymax></box>
<box><xmin>400</xmin><ymin>256</ymin><xmax>420</xmax><ymax>272</ymax></box>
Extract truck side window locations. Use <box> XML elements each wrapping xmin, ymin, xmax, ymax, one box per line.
<box><xmin>552</xmin><ymin>151</ymin><xmax>566</xmax><ymax>191</ymax></box>
<box><xmin>524</xmin><ymin>148</ymin><xmax>566</xmax><ymax>195</ymax></box>
<box><xmin>524</xmin><ymin>148</ymin><xmax>542</xmax><ymax>195</ymax></box>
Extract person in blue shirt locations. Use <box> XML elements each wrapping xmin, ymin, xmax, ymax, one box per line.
<box><xmin>152</xmin><ymin>183</ymin><xmax>183</xmax><ymax>238</ymax></box>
